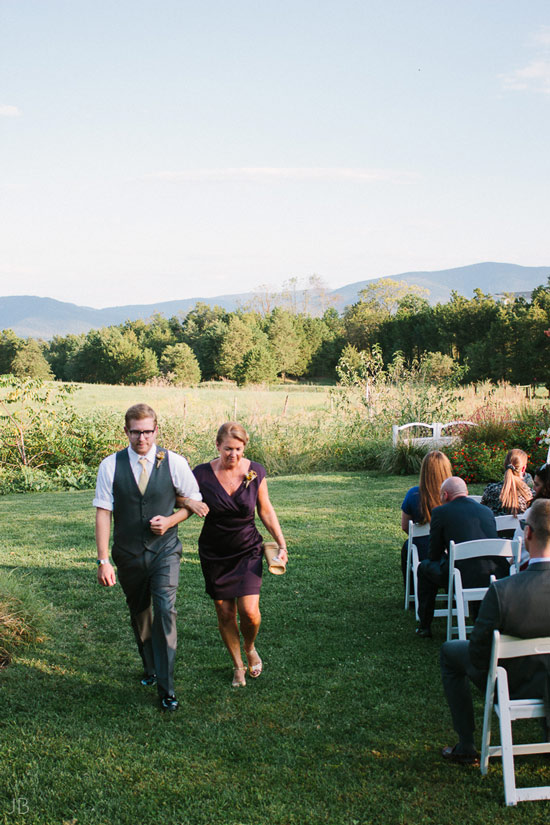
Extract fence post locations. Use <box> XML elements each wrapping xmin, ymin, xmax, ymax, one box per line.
<box><xmin>392</xmin><ymin>425</ymin><xmax>399</xmax><ymax>447</ymax></box>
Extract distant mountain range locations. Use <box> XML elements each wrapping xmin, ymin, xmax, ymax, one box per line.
<box><xmin>1</xmin><ymin>262</ymin><xmax>549</xmax><ymax>339</ymax></box>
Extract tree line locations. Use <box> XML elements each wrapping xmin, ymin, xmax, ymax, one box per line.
<box><xmin>1</xmin><ymin>276</ymin><xmax>549</xmax><ymax>386</ymax></box>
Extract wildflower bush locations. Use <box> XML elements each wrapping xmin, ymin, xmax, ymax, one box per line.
<box><xmin>442</xmin><ymin>404</ymin><xmax>550</xmax><ymax>483</ymax></box>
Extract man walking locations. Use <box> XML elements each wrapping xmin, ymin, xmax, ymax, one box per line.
<box><xmin>94</xmin><ymin>403</ymin><xmax>207</xmax><ymax>711</ymax></box>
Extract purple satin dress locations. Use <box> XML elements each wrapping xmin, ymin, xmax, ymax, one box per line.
<box><xmin>193</xmin><ymin>461</ymin><xmax>266</xmax><ymax>599</ymax></box>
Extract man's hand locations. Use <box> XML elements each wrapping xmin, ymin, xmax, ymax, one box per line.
<box><xmin>97</xmin><ymin>562</ymin><xmax>116</xmax><ymax>587</ymax></box>
<box><xmin>150</xmin><ymin>515</ymin><xmax>171</xmax><ymax>535</ymax></box>
<box><xmin>175</xmin><ymin>497</ymin><xmax>209</xmax><ymax>518</ymax></box>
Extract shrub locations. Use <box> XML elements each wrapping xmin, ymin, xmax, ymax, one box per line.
<box><xmin>377</xmin><ymin>442</ymin><xmax>429</xmax><ymax>476</ymax></box>
<box><xmin>444</xmin><ymin>441</ymin><xmax>507</xmax><ymax>484</ymax></box>
<box><xmin>0</xmin><ymin>570</ymin><xmax>50</xmax><ymax>667</ymax></box>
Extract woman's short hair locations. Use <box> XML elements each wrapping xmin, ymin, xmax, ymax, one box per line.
<box><xmin>125</xmin><ymin>403</ymin><xmax>157</xmax><ymax>428</ymax></box>
<box><xmin>500</xmin><ymin>448</ymin><xmax>531</xmax><ymax>515</ymax></box>
<box><xmin>419</xmin><ymin>450</ymin><xmax>453</xmax><ymax>523</ymax></box>
<box><xmin>216</xmin><ymin>421</ymin><xmax>249</xmax><ymax>446</ymax></box>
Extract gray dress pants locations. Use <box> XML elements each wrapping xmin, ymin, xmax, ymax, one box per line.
<box><xmin>115</xmin><ymin>545</ymin><xmax>181</xmax><ymax>697</ymax></box>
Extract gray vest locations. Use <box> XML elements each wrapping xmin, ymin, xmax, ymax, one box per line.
<box><xmin>112</xmin><ymin>448</ymin><xmax>181</xmax><ymax>557</ymax></box>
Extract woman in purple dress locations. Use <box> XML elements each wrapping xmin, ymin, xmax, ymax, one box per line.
<box><xmin>193</xmin><ymin>422</ymin><xmax>288</xmax><ymax>687</ymax></box>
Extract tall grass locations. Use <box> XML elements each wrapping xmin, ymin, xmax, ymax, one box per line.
<box><xmin>0</xmin><ymin>570</ymin><xmax>51</xmax><ymax>667</ymax></box>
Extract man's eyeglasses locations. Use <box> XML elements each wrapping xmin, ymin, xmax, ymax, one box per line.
<box><xmin>128</xmin><ymin>429</ymin><xmax>156</xmax><ymax>438</ymax></box>
<box><xmin>519</xmin><ymin>519</ymin><xmax>531</xmax><ymax>531</ymax></box>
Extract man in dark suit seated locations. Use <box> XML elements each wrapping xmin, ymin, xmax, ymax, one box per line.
<box><xmin>439</xmin><ymin>498</ymin><xmax>550</xmax><ymax>763</ymax></box>
<box><xmin>416</xmin><ymin>477</ymin><xmax>504</xmax><ymax>638</ymax></box>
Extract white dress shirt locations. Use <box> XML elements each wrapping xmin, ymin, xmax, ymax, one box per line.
<box><xmin>93</xmin><ymin>445</ymin><xmax>201</xmax><ymax>511</ymax></box>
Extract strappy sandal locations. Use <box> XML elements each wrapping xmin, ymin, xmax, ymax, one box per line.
<box><xmin>232</xmin><ymin>667</ymin><xmax>247</xmax><ymax>687</ymax></box>
<box><xmin>245</xmin><ymin>648</ymin><xmax>263</xmax><ymax>679</ymax></box>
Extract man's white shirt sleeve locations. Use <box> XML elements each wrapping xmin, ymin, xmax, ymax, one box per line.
<box><xmin>93</xmin><ymin>453</ymin><xmax>117</xmax><ymax>511</ymax></box>
<box><xmin>167</xmin><ymin>451</ymin><xmax>202</xmax><ymax>500</ymax></box>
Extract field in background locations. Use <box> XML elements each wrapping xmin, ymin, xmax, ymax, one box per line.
<box><xmin>69</xmin><ymin>380</ymin><xmax>546</xmax><ymax>418</ymax></box>
<box><xmin>68</xmin><ymin>381</ymin><xmax>332</xmax><ymax>421</ymax></box>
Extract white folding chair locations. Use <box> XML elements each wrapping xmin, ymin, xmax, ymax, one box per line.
<box><xmin>468</xmin><ymin>495</ymin><xmax>483</xmax><ymax>504</ymax></box>
<box><xmin>404</xmin><ymin>521</ymin><xmax>430</xmax><ymax>612</ymax></box>
<box><xmin>446</xmin><ymin>538</ymin><xmax>521</xmax><ymax>641</ymax></box>
<box><xmin>495</xmin><ymin>514</ymin><xmax>521</xmax><ymax>535</ymax></box>
<box><xmin>481</xmin><ymin>630</ymin><xmax>550</xmax><ymax>806</ymax></box>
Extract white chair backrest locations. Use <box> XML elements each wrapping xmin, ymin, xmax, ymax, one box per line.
<box><xmin>449</xmin><ymin>538</ymin><xmax>521</xmax><ymax>568</ymax></box>
<box><xmin>404</xmin><ymin>521</ymin><xmax>431</xmax><ymax>611</ymax></box>
<box><xmin>496</xmin><ymin>632</ymin><xmax>550</xmax><ymax>660</ymax></box>
<box><xmin>468</xmin><ymin>495</ymin><xmax>482</xmax><ymax>503</ymax></box>
<box><xmin>408</xmin><ymin>521</ymin><xmax>430</xmax><ymax>541</ymax></box>
<box><xmin>495</xmin><ymin>514</ymin><xmax>521</xmax><ymax>533</ymax></box>
<box><xmin>447</xmin><ymin>539</ymin><xmax>521</xmax><ymax>641</ymax></box>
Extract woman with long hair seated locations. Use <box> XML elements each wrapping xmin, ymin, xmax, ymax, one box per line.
<box><xmin>400</xmin><ymin>450</ymin><xmax>453</xmax><ymax>584</ymax></box>
<box><xmin>480</xmin><ymin>448</ymin><xmax>532</xmax><ymax>516</ymax></box>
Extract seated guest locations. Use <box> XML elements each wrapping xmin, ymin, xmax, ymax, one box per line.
<box><xmin>416</xmin><ymin>477</ymin><xmax>505</xmax><ymax>638</ymax></box>
<box><xmin>481</xmin><ymin>448</ymin><xmax>532</xmax><ymax>516</ymax></box>
<box><xmin>439</xmin><ymin>498</ymin><xmax>550</xmax><ymax>763</ymax></box>
<box><xmin>515</xmin><ymin>462</ymin><xmax>550</xmax><ymax>569</ymax></box>
<box><xmin>532</xmin><ymin>462</ymin><xmax>550</xmax><ymax>501</ymax></box>
<box><xmin>400</xmin><ymin>450</ymin><xmax>452</xmax><ymax>585</ymax></box>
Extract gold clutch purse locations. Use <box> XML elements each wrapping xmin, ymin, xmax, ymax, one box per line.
<box><xmin>263</xmin><ymin>541</ymin><xmax>286</xmax><ymax>575</ymax></box>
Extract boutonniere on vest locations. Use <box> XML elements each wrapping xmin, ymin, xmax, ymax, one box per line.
<box><xmin>156</xmin><ymin>451</ymin><xmax>166</xmax><ymax>469</ymax></box>
<box><xmin>244</xmin><ymin>470</ymin><xmax>257</xmax><ymax>488</ymax></box>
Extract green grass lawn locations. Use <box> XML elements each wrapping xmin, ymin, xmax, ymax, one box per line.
<box><xmin>1</xmin><ymin>475</ymin><xmax>549</xmax><ymax>824</ymax></box>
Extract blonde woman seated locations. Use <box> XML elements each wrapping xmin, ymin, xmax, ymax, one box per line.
<box><xmin>480</xmin><ymin>448</ymin><xmax>532</xmax><ymax>517</ymax></box>
<box><xmin>400</xmin><ymin>450</ymin><xmax>453</xmax><ymax>585</ymax></box>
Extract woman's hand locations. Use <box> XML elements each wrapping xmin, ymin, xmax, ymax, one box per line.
<box><xmin>276</xmin><ymin>546</ymin><xmax>288</xmax><ymax>565</ymax></box>
<box><xmin>175</xmin><ymin>496</ymin><xmax>209</xmax><ymax>518</ymax></box>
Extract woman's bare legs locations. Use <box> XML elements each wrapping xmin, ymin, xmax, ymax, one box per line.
<box><xmin>214</xmin><ymin>599</ymin><xmax>244</xmax><ymax>669</ymax></box>
<box><xmin>238</xmin><ymin>594</ymin><xmax>262</xmax><ymax>675</ymax></box>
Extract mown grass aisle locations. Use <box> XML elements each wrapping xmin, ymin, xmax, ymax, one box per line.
<box><xmin>1</xmin><ymin>474</ymin><xmax>548</xmax><ymax>824</ymax></box>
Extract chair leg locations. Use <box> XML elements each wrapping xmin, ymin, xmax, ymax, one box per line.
<box><xmin>480</xmin><ymin>679</ymin><xmax>495</xmax><ymax>775</ymax></box>
<box><xmin>404</xmin><ymin>542</ymin><xmax>411</xmax><ymax>610</ymax></box>
<box><xmin>496</xmin><ymin>669</ymin><xmax>518</xmax><ymax>806</ymax></box>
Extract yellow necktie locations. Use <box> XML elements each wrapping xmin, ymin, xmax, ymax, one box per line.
<box><xmin>138</xmin><ymin>457</ymin><xmax>149</xmax><ymax>495</ymax></box>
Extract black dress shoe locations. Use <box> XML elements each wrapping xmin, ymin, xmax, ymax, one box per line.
<box><xmin>415</xmin><ymin>626</ymin><xmax>432</xmax><ymax>638</ymax></box>
<box><xmin>140</xmin><ymin>673</ymin><xmax>157</xmax><ymax>687</ymax></box>
<box><xmin>160</xmin><ymin>694</ymin><xmax>179</xmax><ymax>712</ymax></box>
<box><xmin>441</xmin><ymin>744</ymin><xmax>479</xmax><ymax>765</ymax></box>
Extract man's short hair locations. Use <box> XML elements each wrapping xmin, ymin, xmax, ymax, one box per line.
<box><xmin>124</xmin><ymin>404</ymin><xmax>157</xmax><ymax>429</ymax></box>
<box><xmin>526</xmin><ymin>499</ymin><xmax>550</xmax><ymax>544</ymax></box>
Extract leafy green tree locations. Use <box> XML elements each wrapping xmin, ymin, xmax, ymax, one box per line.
<box><xmin>266</xmin><ymin>308</ymin><xmax>307</xmax><ymax>380</ymax></box>
<box><xmin>419</xmin><ymin>351</ymin><xmax>464</xmax><ymax>384</ymax></box>
<box><xmin>47</xmin><ymin>334</ymin><xmax>85</xmax><ymax>381</ymax></box>
<box><xmin>11</xmin><ymin>339</ymin><xmax>53</xmax><ymax>380</ymax></box>
<box><xmin>69</xmin><ymin>328</ymin><xmax>158</xmax><ymax>384</ymax></box>
<box><xmin>215</xmin><ymin>315</ymin><xmax>260</xmax><ymax>381</ymax></box>
<box><xmin>181</xmin><ymin>303</ymin><xmax>228</xmax><ymax>379</ymax></box>
<box><xmin>0</xmin><ymin>329</ymin><xmax>24</xmax><ymax>374</ymax></box>
<box><xmin>125</xmin><ymin>313</ymin><xmax>178</xmax><ymax>358</ymax></box>
<box><xmin>160</xmin><ymin>343</ymin><xmax>201</xmax><ymax>385</ymax></box>
<box><xmin>235</xmin><ymin>343</ymin><xmax>277</xmax><ymax>386</ymax></box>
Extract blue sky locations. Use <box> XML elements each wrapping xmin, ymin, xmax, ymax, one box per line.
<box><xmin>1</xmin><ymin>0</ymin><xmax>549</xmax><ymax>308</ymax></box>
